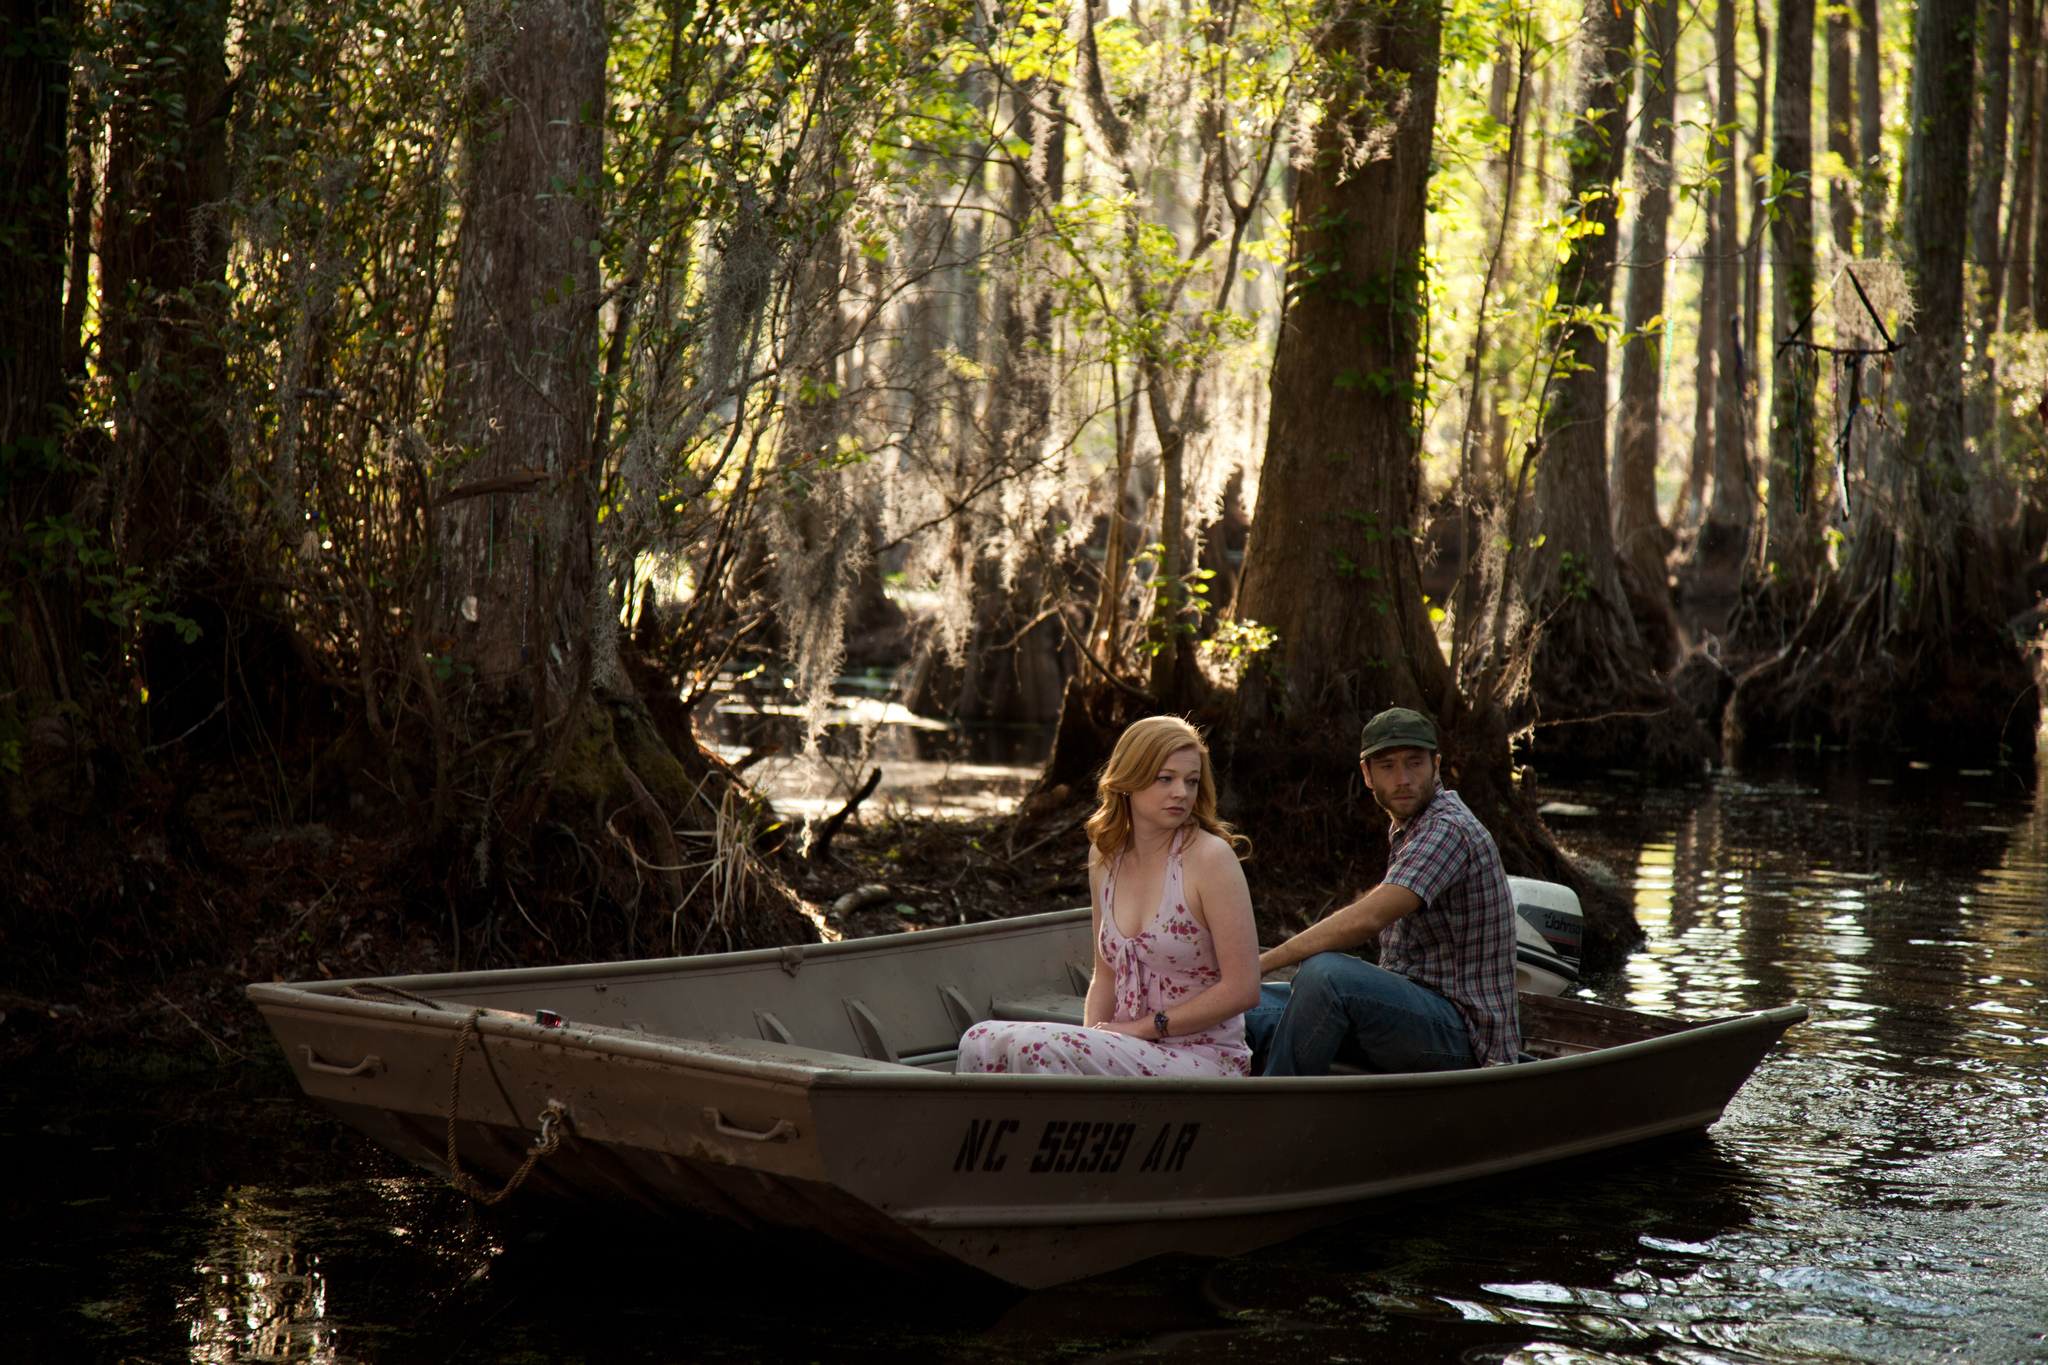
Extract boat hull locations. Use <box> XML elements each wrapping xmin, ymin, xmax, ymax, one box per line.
<box><xmin>250</xmin><ymin>911</ymin><xmax>1802</xmax><ymax>1288</ymax></box>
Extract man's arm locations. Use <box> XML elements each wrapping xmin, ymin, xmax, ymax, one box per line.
<box><xmin>1258</xmin><ymin>881</ymin><xmax>1423</xmax><ymax>975</ymax></box>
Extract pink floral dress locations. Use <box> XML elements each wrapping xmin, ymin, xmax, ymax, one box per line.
<box><xmin>956</xmin><ymin>830</ymin><xmax>1252</xmax><ymax>1077</ymax></box>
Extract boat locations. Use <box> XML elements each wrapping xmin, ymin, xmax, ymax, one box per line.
<box><xmin>249</xmin><ymin>902</ymin><xmax>1803</xmax><ymax>1289</ymax></box>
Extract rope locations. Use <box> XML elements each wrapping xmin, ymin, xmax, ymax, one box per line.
<box><xmin>443</xmin><ymin>1007</ymin><xmax>567</xmax><ymax>1205</ymax></box>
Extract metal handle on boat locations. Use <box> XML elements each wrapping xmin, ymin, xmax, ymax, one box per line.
<box><xmin>703</xmin><ymin>1106</ymin><xmax>797</xmax><ymax>1143</ymax></box>
<box><xmin>299</xmin><ymin>1044</ymin><xmax>384</xmax><ymax>1077</ymax></box>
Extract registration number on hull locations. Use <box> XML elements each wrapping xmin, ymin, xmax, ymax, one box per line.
<box><xmin>953</xmin><ymin>1119</ymin><xmax>1200</xmax><ymax>1174</ymax></box>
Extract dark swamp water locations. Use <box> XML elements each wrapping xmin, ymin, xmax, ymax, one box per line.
<box><xmin>7</xmin><ymin>749</ymin><xmax>2047</xmax><ymax>1365</ymax></box>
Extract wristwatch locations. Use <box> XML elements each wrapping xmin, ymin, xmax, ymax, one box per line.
<box><xmin>1154</xmin><ymin>1010</ymin><xmax>1171</xmax><ymax>1039</ymax></box>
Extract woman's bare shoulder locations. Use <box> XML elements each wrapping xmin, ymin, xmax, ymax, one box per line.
<box><xmin>1181</xmin><ymin>827</ymin><xmax>1244</xmax><ymax>871</ymax></box>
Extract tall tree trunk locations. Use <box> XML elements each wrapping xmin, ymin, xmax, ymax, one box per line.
<box><xmin>97</xmin><ymin>0</ymin><xmax>233</xmax><ymax>737</ymax></box>
<box><xmin>1213</xmin><ymin>0</ymin><xmax>1620</xmax><ymax>944</ymax></box>
<box><xmin>1698</xmin><ymin>0</ymin><xmax>1752</xmax><ymax>598</ymax></box>
<box><xmin>1612</xmin><ymin>0</ymin><xmax>1680</xmax><ymax>667</ymax></box>
<box><xmin>1973</xmin><ymin>0</ymin><xmax>2013</xmax><ymax>315</ymax></box>
<box><xmin>1464</xmin><ymin>40</ymin><xmax>1527</xmax><ymax>499</ymax></box>
<box><xmin>1742</xmin><ymin>6</ymin><xmax>1768</xmax><ymax>388</ymax></box>
<box><xmin>1858</xmin><ymin>0</ymin><xmax>1886</xmax><ymax>254</ymax></box>
<box><xmin>1729</xmin><ymin>0</ymin><xmax>2038</xmax><ymax>753</ymax></box>
<box><xmin>955</xmin><ymin>73</ymin><xmax>1068</xmax><ymax>724</ymax></box>
<box><xmin>1827</xmin><ymin>0</ymin><xmax>1859</xmax><ymax>256</ymax></box>
<box><xmin>439</xmin><ymin>0</ymin><xmax>607</xmax><ymax>701</ymax></box>
<box><xmin>1970</xmin><ymin>0</ymin><xmax>2012</xmax><ymax>447</ymax></box>
<box><xmin>1518</xmin><ymin>0</ymin><xmax>1705</xmax><ymax>769</ymax></box>
<box><xmin>1231</xmin><ymin>0</ymin><xmax>1449</xmax><ymax>744</ymax></box>
<box><xmin>2034</xmin><ymin>34</ymin><xmax>2048</xmax><ymax>327</ymax></box>
<box><xmin>1683</xmin><ymin>173</ymin><xmax>1719</xmax><ymax>528</ymax></box>
<box><xmin>1483</xmin><ymin>56</ymin><xmax>1536</xmax><ymax>492</ymax></box>
<box><xmin>1761</xmin><ymin>0</ymin><xmax>1819</xmax><ymax>600</ymax></box>
<box><xmin>2004</xmin><ymin>0</ymin><xmax>2040</xmax><ymax>326</ymax></box>
<box><xmin>1901</xmin><ymin>0</ymin><xmax>1985</xmax><ymax>536</ymax></box>
<box><xmin>0</xmin><ymin>0</ymin><xmax>77</xmax><ymax>712</ymax></box>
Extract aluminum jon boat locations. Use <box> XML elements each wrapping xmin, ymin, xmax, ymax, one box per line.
<box><xmin>249</xmin><ymin>907</ymin><xmax>1804</xmax><ymax>1289</ymax></box>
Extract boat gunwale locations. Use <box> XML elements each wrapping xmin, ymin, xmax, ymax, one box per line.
<box><xmin>249</xmin><ymin>974</ymin><xmax>1807</xmax><ymax>1095</ymax></box>
<box><xmin>247</xmin><ymin>986</ymin><xmax>880</xmax><ymax>1087</ymax></box>
<box><xmin>259</xmin><ymin>905</ymin><xmax>1096</xmax><ymax>997</ymax></box>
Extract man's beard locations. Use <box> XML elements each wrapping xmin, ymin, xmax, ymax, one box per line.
<box><xmin>1370</xmin><ymin>780</ymin><xmax>1434</xmax><ymax>821</ymax></box>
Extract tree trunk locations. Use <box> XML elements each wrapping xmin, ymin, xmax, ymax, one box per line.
<box><xmin>1232</xmin><ymin>0</ymin><xmax>1448</xmax><ymax>745</ymax></box>
<box><xmin>2035</xmin><ymin>35</ymin><xmax>2048</xmax><ymax>328</ymax></box>
<box><xmin>439</xmin><ymin>0</ymin><xmax>606</xmax><ymax>704</ymax></box>
<box><xmin>1729</xmin><ymin>0</ymin><xmax>2039</xmax><ymax>754</ymax></box>
<box><xmin>1827</xmin><ymin>1</ymin><xmax>1859</xmax><ymax>256</ymax></box>
<box><xmin>2004</xmin><ymin>0</ymin><xmax>2040</xmax><ymax>326</ymax></box>
<box><xmin>1973</xmin><ymin>0</ymin><xmax>2013</xmax><ymax>318</ymax></box>
<box><xmin>1209</xmin><ymin>0</ymin><xmax>1631</xmax><ymax>954</ymax></box>
<box><xmin>1482</xmin><ymin>54</ymin><xmax>1534</xmax><ymax>494</ymax></box>
<box><xmin>1969</xmin><ymin>0</ymin><xmax>2011</xmax><ymax>448</ymax></box>
<box><xmin>0</xmin><ymin>0</ymin><xmax>77</xmax><ymax>713</ymax></box>
<box><xmin>96</xmin><ymin>0</ymin><xmax>235</xmax><ymax>740</ymax></box>
<box><xmin>1858</xmin><ymin>0</ymin><xmax>1886</xmax><ymax>253</ymax></box>
<box><xmin>952</xmin><ymin>72</ymin><xmax>1070</xmax><ymax>723</ymax></box>
<box><xmin>0</xmin><ymin>0</ymin><xmax>68</xmax><ymax>452</ymax></box>
<box><xmin>1698</xmin><ymin>0</ymin><xmax>1752</xmax><ymax>600</ymax></box>
<box><xmin>1742</xmin><ymin>7</ymin><xmax>1769</xmax><ymax>380</ymax></box>
<box><xmin>1518</xmin><ymin>0</ymin><xmax>1705</xmax><ymax>770</ymax></box>
<box><xmin>1761</xmin><ymin>0</ymin><xmax>1819</xmax><ymax>598</ymax></box>
<box><xmin>98</xmin><ymin>0</ymin><xmax>232</xmax><ymax>566</ymax></box>
<box><xmin>1683</xmin><ymin>183</ymin><xmax>1719</xmax><ymax>528</ymax></box>
<box><xmin>1612</xmin><ymin>0</ymin><xmax>1679</xmax><ymax>669</ymax></box>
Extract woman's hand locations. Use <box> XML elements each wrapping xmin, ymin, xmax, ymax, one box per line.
<box><xmin>1089</xmin><ymin>1017</ymin><xmax>1155</xmax><ymax>1039</ymax></box>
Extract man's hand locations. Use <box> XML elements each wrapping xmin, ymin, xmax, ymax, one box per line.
<box><xmin>1259</xmin><ymin>881</ymin><xmax>1423</xmax><ymax>975</ymax></box>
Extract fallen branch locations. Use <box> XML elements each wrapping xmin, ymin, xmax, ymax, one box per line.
<box><xmin>829</xmin><ymin>882</ymin><xmax>895</xmax><ymax>916</ymax></box>
<box><xmin>810</xmin><ymin>766</ymin><xmax>882</xmax><ymax>865</ymax></box>
<box><xmin>733</xmin><ymin>741</ymin><xmax>783</xmax><ymax>773</ymax></box>
<box><xmin>156</xmin><ymin>992</ymin><xmax>247</xmax><ymax>1064</ymax></box>
<box><xmin>435</xmin><ymin>468</ymin><xmax>549</xmax><ymax>504</ymax></box>
<box><xmin>1007</xmin><ymin>806</ymin><xmax>1091</xmax><ymax>864</ymax></box>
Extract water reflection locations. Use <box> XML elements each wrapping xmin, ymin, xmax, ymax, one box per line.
<box><xmin>701</xmin><ymin>675</ymin><xmax>1058</xmax><ymax>820</ymax></box>
<box><xmin>185</xmin><ymin>1191</ymin><xmax>338</xmax><ymax>1363</ymax></box>
<box><xmin>7</xmin><ymin>750</ymin><xmax>2046</xmax><ymax>1364</ymax></box>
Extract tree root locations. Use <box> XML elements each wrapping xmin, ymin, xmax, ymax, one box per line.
<box><xmin>1727</xmin><ymin>579</ymin><xmax>2039</xmax><ymax>754</ymax></box>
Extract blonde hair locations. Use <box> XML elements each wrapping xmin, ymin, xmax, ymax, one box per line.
<box><xmin>1083</xmin><ymin>715</ymin><xmax>1247</xmax><ymax>863</ymax></box>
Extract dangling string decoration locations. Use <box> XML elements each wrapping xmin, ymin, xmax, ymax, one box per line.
<box><xmin>1775</xmin><ymin>263</ymin><xmax>1904</xmax><ymax>525</ymax></box>
<box><xmin>1833</xmin><ymin>353</ymin><xmax>1862</xmax><ymax>521</ymax></box>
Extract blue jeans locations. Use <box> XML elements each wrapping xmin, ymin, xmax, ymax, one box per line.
<box><xmin>1244</xmin><ymin>953</ymin><xmax>1477</xmax><ymax>1076</ymax></box>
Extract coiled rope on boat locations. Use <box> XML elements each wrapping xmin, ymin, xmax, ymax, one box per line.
<box><xmin>444</xmin><ymin>1006</ymin><xmax>567</xmax><ymax>1205</ymax></box>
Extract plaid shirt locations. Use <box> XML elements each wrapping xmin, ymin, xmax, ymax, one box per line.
<box><xmin>1378</xmin><ymin>785</ymin><xmax>1520</xmax><ymax>1066</ymax></box>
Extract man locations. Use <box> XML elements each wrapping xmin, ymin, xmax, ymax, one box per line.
<box><xmin>1245</xmin><ymin>707</ymin><xmax>1519</xmax><ymax>1075</ymax></box>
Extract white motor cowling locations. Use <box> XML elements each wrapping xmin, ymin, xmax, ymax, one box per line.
<box><xmin>1506</xmin><ymin>877</ymin><xmax>1585</xmax><ymax>996</ymax></box>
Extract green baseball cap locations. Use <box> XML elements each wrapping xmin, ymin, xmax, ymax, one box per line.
<box><xmin>1359</xmin><ymin>706</ymin><xmax>1438</xmax><ymax>758</ymax></box>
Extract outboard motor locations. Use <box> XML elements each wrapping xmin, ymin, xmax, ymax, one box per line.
<box><xmin>1506</xmin><ymin>877</ymin><xmax>1584</xmax><ymax>995</ymax></box>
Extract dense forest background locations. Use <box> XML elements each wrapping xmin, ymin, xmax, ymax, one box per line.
<box><xmin>3</xmin><ymin>0</ymin><xmax>2044</xmax><ymax>1053</ymax></box>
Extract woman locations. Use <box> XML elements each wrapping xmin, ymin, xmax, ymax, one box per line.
<box><xmin>957</xmin><ymin>715</ymin><xmax>1261</xmax><ymax>1076</ymax></box>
